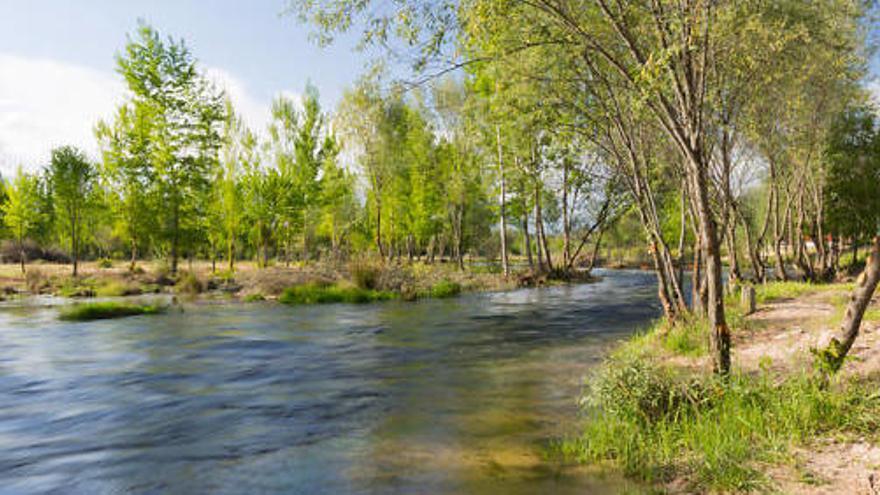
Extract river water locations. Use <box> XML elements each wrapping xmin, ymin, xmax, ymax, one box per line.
<box><xmin>0</xmin><ymin>269</ymin><xmax>661</xmax><ymax>494</ymax></box>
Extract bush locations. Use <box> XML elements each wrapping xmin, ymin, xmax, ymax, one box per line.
<box><xmin>350</xmin><ymin>260</ymin><xmax>381</xmax><ymax>290</ymax></box>
<box><xmin>95</xmin><ymin>281</ymin><xmax>142</xmax><ymax>297</ymax></box>
<box><xmin>243</xmin><ymin>293</ymin><xmax>265</xmax><ymax>302</ymax></box>
<box><xmin>97</xmin><ymin>258</ymin><xmax>113</xmax><ymax>269</ymax></box>
<box><xmin>25</xmin><ymin>269</ymin><xmax>50</xmax><ymax>294</ymax></box>
<box><xmin>59</xmin><ymin>302</ymin><xmax>164</xmax><ymax>321</ymax></box>
<box><xmin>279</xmin><ymin>283</ymin><xmax>395</xmax><ymax>305</ymax></box>
<box><xmin>430</xmin><ymin>280</ymin><xmax>462</xmax><ymax>298</ymax></box>
<box><xmin>175</xmin><ymin>271</ymin><xmax>204</xmax><ymax>294</ymax></box>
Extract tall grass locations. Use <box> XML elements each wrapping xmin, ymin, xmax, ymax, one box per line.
<box><xmin>560</xmin><ymin>352</ymin><xmax>880</xmax><ymax>491</ymax></box>
<box><xmin>279</xmin><ymin>283</ymin><xmax>396</xmax><ymax>305</ymax></box>
<box><xmin>59</xmin><ymin>302</ymin><xmax>164</xmax><ymax>321</ymax></box>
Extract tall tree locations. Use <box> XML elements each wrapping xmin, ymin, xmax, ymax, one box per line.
<box><xmin>115</xmin><ymin>23</ymin><xmax>225</xmax><ymax>274</ymax></box>
<box><xmin>3</xmin><ymin>166</ymin><xmax>42</xmax><ymax>274</ymax></box>
<box><xmin>48</xmin><ymin>146</ymin><xmax>96</xmax><ymax>277</ymax></box>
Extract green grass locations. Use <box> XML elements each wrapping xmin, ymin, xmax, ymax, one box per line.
<box><xmin>429</xmin><ymin>280</ymin><xmax>462</xmax><ymax>298</ymax></box>
<box><xmin>59</xmin><ymin>301</ymin><xmax>164</xmax><ymax>321</ymax></box>
<box><xmin>660</xmin><ymin>315</ymin><xmax>709</xmax><ymax>357</ymax></box>
<box><xmin>242</xmin><ymin>293</ymin><xmax>265</xmax><ymax>302</ymax></box>
<box><xmin>95</xmin><ymin>281</ymin><xmax>142</xmax><ymax>297</ymax></box>
<box><xmin>279</xmin><ymin>283</ymin><xmax>396</xmax><ymax>305</ymax></box>
<box><xmin>754</xmin><ymin>281</ymin><xmax>822</xmax><ymax>304</ymax></box>
<box><xmin>558</xmin><ymin>318</ymin><xmax>880</xmax><ymax>492</ymax></box>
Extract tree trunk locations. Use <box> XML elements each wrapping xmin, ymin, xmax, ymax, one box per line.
<box><xmin>523</xmin><ymin>215</ymin><xmax>533</xmax><ymax>269</ymax></box>
<box><xmin>535</xmin><ymin>181</ymin><xmax>552</xmax><ymax>272</ymax></box>
<box><xmin>19</xmin><ymin>234</ymin><xmax>25</xmax><ymax>274</ymax></box>
<box><xmin>171</xmin><ymin>207</ymin><xmax>179</xmax><ymax>275</ymax></box>
<box><xmin>496</xmin><ymin>126</ymin><xmax>510</xmax><ymax>277</ymax></box>
<box><xmin>689</xmin><ymin>156</ymin><xmax>730</xmax><ymax>375</ymax></box>
<box><xmin>817</xmin><ymin>236</ymin><xmax>880</xmax><ymax>375</ymax></box>
<box><xmin>228</xmin><ymin>237</ymin><xmax>235</xmax><ymax>273</ymax></box>
<box><xmin>130</xmin><ymin>238</ymin><xmax>138</xmax><ymax>273</ymax></box>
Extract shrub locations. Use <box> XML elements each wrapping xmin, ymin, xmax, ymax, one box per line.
<box><xmin>350</xmin><ymin>260</ymin><xmax>381</xmax><ymax>290</ymax></box>
<box><xmin>175</xmin><ymin>271</ymin><xmax>204</xmax><ymax>294</ymax></box>
<box><xmin>95</xmin><ymin>281</ymin><xmax>142</xmax><ymax>297</ymax></box>
<box><xmin>59</xmin><ymin>302</ymin><xmax>163</xmax><ymax>321</ymax></box>
<box><xmin>97</xmin><ymin>258</ymin><xmax>113</xmax><ymax>269</ymax></box>
<box><xmin>25</xmin><ymin>269</ymin><xmax>50</xmax><ymax>294</ymax></box>
<box><xmin>243</xmin><ymin>293</ymin><xmax>265</xmax><ymax>302</ymax></box>
<box><xmin>430</xmin><ymin>280</ymin><xmax>462</xmax><ymax>299</ymax></box>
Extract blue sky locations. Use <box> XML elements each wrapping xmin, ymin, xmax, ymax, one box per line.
<box><xmin>0</xmin><ymin>0</ymin><xmax>368</xmax><ymax>173</ymax></box>
<box><xmin>0</xmin><ymin>1</ymin><xmax>878</xmax><ymax>176</ymax></box>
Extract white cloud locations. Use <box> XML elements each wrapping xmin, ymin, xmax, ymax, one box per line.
<box><xmin>0</xmin><ymin>53</ymin><xmax>299</xmax><ymax>179</ymax></box>
<box><xmin>0</xmin><ymin>53</ymin><xmax>125</xmax><ymax>177</ymax></box>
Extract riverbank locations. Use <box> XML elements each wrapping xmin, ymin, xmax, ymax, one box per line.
<box><xmin>564</xmin><ymin>281</ymin><xmax>880</xmax><ymax>493</ymax></box>
<box><xmin>0</xmin><ymin>259</ymin><xmax>594</xmax><ymax>305</ymax></box>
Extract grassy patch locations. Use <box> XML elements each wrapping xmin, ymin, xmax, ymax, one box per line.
<box><xmin>430</xmin><ymin>280</ymin><xmax>462</xmax><ymax>298</ymax></box>
<box><xmin>242</xmin><ymin>293</ymin><xmax>265</xmax><ymax>302</ymax></box>
<box><xmin>59</xmin><ymin>301</ymin><xmax>164</xmax><ymax>321</ymax></box>
<box><xmin>754</xmin><ymin>281</ymin><xmax>823</xmax><ymax>304</ymax></box>
<box><xmin>95</xmin><ymin>280</ymin><xmax>142</xmax><ymax>297</ymax></box>
<box><xmin>559</xmin><ymin>322</ymin><xmax>880</xmax><ymax>492</ymax></box>
<box><xmin>660</xmin><ymin>315</ymin><xmax>709</xmax><ymax>356</ymax></box>
<box><xmin>279</xmin><ymin>283</ymin><xmax>396</xmax><ymax>305</ymax></box>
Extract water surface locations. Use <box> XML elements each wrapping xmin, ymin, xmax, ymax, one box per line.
<box><xmin>0</xmin><ymin>269</ymin><xmax>660</xmax><ymax>494</ymax></box>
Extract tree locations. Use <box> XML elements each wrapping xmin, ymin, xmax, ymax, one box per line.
<box><xmin>48</xmin><ymin>146</ymin><xmax>96</xmax><ymax>277</ymax></box>
<box><xmin>96</xmin><ymin>103</ymin><xmax>158</xmax><ymax>271</ymax></box>
<box><xmin>3</xmin><ymin>166</ymin><xmax>42</xmax><ymax>273</ymax></box>
<box><xmin>115</xmin><ymin>23</ymin><xmax>225</xmax><ymax>274</ymax></box>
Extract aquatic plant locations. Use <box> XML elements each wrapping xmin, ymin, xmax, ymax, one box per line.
<box><xmin>59</xmin><ymin>302</ymin><xmax>164</xmax><ymax>321</ymax></box>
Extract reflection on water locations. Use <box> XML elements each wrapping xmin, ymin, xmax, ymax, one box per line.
<box><xmin>0</xmin><ymin>269</ymin><xmax>660</xmax><ymax>494</ymax></box>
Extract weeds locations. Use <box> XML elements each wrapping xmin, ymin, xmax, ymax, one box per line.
<box><xmin>560</xmin><ymin>311</ymin><xmax>880</xmax><ymax>492</ymax></box>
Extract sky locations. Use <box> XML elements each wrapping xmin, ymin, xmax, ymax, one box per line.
<box><xmin>1</xmin><ymin>1</ymin><xmax>878</xmax><ymax>178</ymax></box>
<box><xmin>0</xmin><ymin>0</ymin><xmax>368</xmax><ymax>175</ymax></box>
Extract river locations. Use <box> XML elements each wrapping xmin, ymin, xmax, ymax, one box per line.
<box><xmin>0</xmin><ymin>269</ymin><xmax>661</xmax><ymax>494</ymax></box>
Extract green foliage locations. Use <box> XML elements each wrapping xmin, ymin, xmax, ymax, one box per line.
<box><xmin>754</xmin><ymin>281</ymin><xmax>827</xmax><ymax>304</ymax></box>
<box><xmin>95</xmin><ymin>280</ymin><xmax>142</xmax><ymax>297</ymax></box>
<box><xmin>59</xmin><ymin>301</ymin><xmax>163</xmax><ymax>321</ymax></box>
<box><xmin>661</xmin><ymin>315</ymin><xmax>709</xmax><ymax>357</ymax></box>
<box><xmin>430</xmin><ymin>279</ymin><xmax>461</xmax><ymax>298</ymax></box>
<box><xmin>562</xmin><ymin>352</ymin><xmax>880</xmax><ymax>491</ymax></box>
<box><xmin>3</xmin><ymin>166</ymin><xmax>43</xmax><ymax>270</ymax></box>
<box><xmin>242</xmin><ymin>293</ymin><xmax>265</xmax><ymax>302</ymax></box>
<box><xmin>48</xmin><ymin>145</ymin><xmax>97</xmax><ymax>275</ymax></box>
<box><xmin>279</xmin><ymin>283</ymin><xmax>396</xmax><ymax>304</ymax></box>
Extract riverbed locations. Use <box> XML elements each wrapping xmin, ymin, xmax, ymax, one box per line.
<box><xmin>0</xmin><ymin>269</ymin><xmax>661</xmax><ymax>494</ymax></box>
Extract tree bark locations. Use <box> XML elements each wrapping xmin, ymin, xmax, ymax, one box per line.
<box><xmin>817</xmin><ymin>236</ymin><xmax>880</xmax><ymax>375</ymax></box>
<box><xmin>496</xmin><ymin>126</ymin><xmax>509</xmax><ymax>277</ymax></box>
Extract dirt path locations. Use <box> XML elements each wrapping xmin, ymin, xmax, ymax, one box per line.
<box><xmin>733</xmin><ymin>289</ymin><xmax>880</xmax><ymax>494</ymax></box>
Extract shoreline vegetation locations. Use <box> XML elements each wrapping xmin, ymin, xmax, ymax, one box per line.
<box><xmin>0</xmin><ymin>257</ymin><xmax>600</xmax><ymax>310</ymax></box>
<box><xmin>561</xmin><ymin>279</ymin><xmax>880</xmax><ymax>493</ymax></box>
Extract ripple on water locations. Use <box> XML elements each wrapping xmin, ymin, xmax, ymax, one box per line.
<box><xmin>0</xmin><ymin>270</ymin><xmax>659</xmax><ymax>494</ymax></box>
